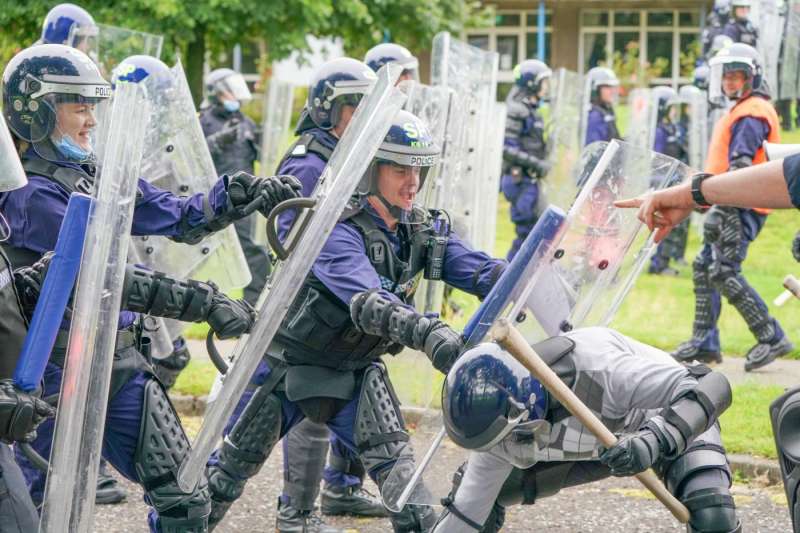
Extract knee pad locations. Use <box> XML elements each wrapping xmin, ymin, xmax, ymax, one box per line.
<box><xmin>662</xmin><ymin>443</ymin><xmax>731</xmax><ymax>497</ymax></box>
<box><xmin>684</xmin><ymin>487</ymin><xmax>741</xmax><ymax>533</ymax></box>
<box><xmin>354</xmin><ymin>365</ymin><xmax>410</xmax><ymax>472</ymax></box>
<box><xmin>135</xmin><ymin>379</ymin><xmax>211</xmax><ymax>525</ymax></box>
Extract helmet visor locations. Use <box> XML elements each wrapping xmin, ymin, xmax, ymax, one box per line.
<box><xmin>709</xmin><ymin>54</ymin><xmax>754</xmax><ymax>103</ymax></box>
<box><xmin>0</xmin><ymin>115</ymin><xmax>26</xmax><ymax>192</ymax></box>
<box><xmin>219</xmin><ymin>72</ymin><xmax>252</xmax><ymax>102</ymax></box>
<box><xmin>67</xmin><ymin>24</ymin><xmax>99</xmax><ymax>61</ymax></box>
<box><xmin>31</xmin><ymin>94</ymin><xmax>110</xmax><ymax>165</ymax></box>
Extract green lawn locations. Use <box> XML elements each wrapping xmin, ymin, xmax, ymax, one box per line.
<box><xmin>720</xmin><ymin>382</ymin><xmax>783</xmax><ymax>459</ymax></box>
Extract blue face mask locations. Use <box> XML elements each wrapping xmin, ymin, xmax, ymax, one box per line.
<box><xmin>223</xmin><ymin>100</ymin><xmax>241</xmax><ymax>113</ymax></box>
<box><xmin>54</xmin><ymin>134</ymin><xmax>92</xmax><ymax>162</ymax></box>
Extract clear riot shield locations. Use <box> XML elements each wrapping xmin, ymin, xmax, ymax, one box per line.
<box><xmin>431</xmin><ymin>32</ymin><xmax>500</xmax><ymax>252</ymax></box>
<box><xmin>544</xmin><ymin>68</ymin><xmax>586</xmax><ymax>210</ymax></box>
<box><xmin>253</xmin><ymin>77</ymin><xmax>298</xmax><ymax>245</ymax></box>
<box><xmin>128</xmin><ymin>60</ymin><xmax>250</xmax><ymax>357</ymax></box>
<box><xmin>626</xmin><ymin>88</ymin><xmax>658</xmax><ymax>151</ymax></box>
<box><xmin>390</xmin><ymin>81</ymin><xmax>456</xmax><ymax>410</ymax></box>
<box><xmin>38</xmin><ymin>83</ymin><xmax>150</xmax><ymax>533</ymax></box>
<box><xmin>681</xmin><ymin>87</ymin><xmax>710</xmax><ymax>170</ymax></box>
<box><xmin>175</xmin><ymin>64</ymin><xmax>407</xmax><ymax>493</ymax></box>
<box><xmin>754</xmin><ymin>0</ymin><xmax>786</xmax><ymax>97</ymax></box>
<box><xmin>780</xmin><ymin>0</ymin><xmax>800</xmax><ymax>100</ymax></box>
<box><xmin>381</xmin><ymin>140</ymin><xmax>693</xmax><ymax>511</ymax></box>
<box><xmin>93</xmin><ymin>23</ymin><xmax>164</xmax><ymax>78</ymax></box>
<box><xmin>477</xmin><ymin>101</ymin><xmax>505</xmax><ymax>252</ymax></box>
<box><xmin>0</xmin><ymin>114</ymin><xmax>25</xmax><ymax>192</ymax></box>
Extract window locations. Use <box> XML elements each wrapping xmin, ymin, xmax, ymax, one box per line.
<box><xmin>464</xmin><ymin>8</ymin><xmax>552</xmax><ymax>82</ymax></box>
<box><xmin>579</xmin><ymin>8</ymin><xmax>702</xmax><ymax>87</ymax></box>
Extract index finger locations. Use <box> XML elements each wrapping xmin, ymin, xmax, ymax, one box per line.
<box><xmin>613</xmin><ymin>197</ymin><xmax>643</xmax><ymax>209</ymax></box>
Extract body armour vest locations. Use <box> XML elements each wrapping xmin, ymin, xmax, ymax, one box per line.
<box><xmin>0</xmin><ymin>248</ymin><xmax>27</xmax><ymax>378</ymax></box>
<box><xmin>1</xmin><ymin>158</ymin><xmax>95</xmax><ymax>269</ymax></box>
<box><xmin>502</xmin><ymin>96</ymin><xmax>547</xmax><ymax>177</ymax></box>
<box><xmin>268</xmin><ymin>206</ymin><xmax>437</xmax><ymax>371</ymax></box>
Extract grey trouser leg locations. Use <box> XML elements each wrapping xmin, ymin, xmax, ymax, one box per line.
<box><xmin>282</xmin><ymin>418</ymin><xmax>329</xmax><ymax>511</ymax></box>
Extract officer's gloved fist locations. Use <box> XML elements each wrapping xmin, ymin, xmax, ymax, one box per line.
<box><xmin>423</xmin><ymin>321</ymin><xmax>464</xmax><ymax>374</ymax></box>
<box><xmin>599</xmin><ymin>428</ymin><xmax>662</xmax><ymax>476</ymax></box>
<box><xmin>228</xmin><ymin>171</ymin><xmax>303</xmax><ymax>217</ymax></box>
<box><xmin>0</xmin><ymin>380</ymin><xmax>55</xmax><ymax>443</ymax></box>
<box><xmin>206</xmin><ymin>290</ymin><xmax>256</xmax><ymax>340</ymax></box>
<box><xmin>792</xmin><ymin>230</ymin><xmax>800</xmax><ymax>262</ymax></box>
<box><xmin>13</xmin><ymin>251</ymin><xmax>55</xmax><ymax>317</ymax></box>
<box><xmin>534</xmin><ymin>158</ymin><xmax>552</xmax><ymax>177</ymax></box>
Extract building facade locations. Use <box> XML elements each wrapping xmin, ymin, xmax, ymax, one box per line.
<box><xmin>466</xmin><ymin>1</ymin><xmax>713</xmax><ymax>88</ymax></box>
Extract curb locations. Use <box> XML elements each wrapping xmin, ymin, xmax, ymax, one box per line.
<box><xmin>170</xmin><ymin>393</ymin><xmax>783</xmax><ymax>486</ymax></box>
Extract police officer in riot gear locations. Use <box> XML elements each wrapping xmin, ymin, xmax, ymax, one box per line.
<box><xmin>585</xmin><ymin>67</ymin><xmax>621</xmax><ymax>145</ymax></box>
<box><xmin>210</xmin><ymin>58</ymin><xmax>386</xmax><ymax>532</ymax></box>
<box><xmin>723</xmin><ymin>0</ymin><xmax>759</xmax><ymax>47</ymax></box>
<box><xmin>501</xmin><ymin>60</ymin><xmax>552</xmax><ymax>261</ymax></box>
<box><xmin>204</xmin><ymin>109</ymin><xmax>508</xmax><ymax>532</ymax></box>
<box><xmin>0</xmin><ymin>43</ymin><xmax>300</xmax><ymax>533</ymax></box>
<box><xmin>434</xmin><ymin>330</ymin><xmax>740</xmax><ymax>533</ymax></box>
<box><xmin>649</xmin><ymin>86</ymin><xmax>689</xmax><ymax>276</ymax></box>
<box><xmin>0</xmin><ymin>134</ymin><xmax>55</xmax><ymax>533</ymax></box>
<box><xmin>673</xmin><ymin>43</ymin><xmax>793</xmax><ymax>371</ymax></box>
<box><xmin>200</xmin><ymin>68</ymin><xmax>270</xmax><ymax>307</ymax></box>
<box><xmin>701</xmin><ymin>0</ymin><xmax>731</xmax><ymax>60</ymax></box>
<box><xmin>364</xmin><ymin>43</ymin><xmax>419</xmax><ymax>83</ymax></box>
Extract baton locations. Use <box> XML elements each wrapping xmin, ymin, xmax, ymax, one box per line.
<box><xmin>774</xmin><ymin>275</ymin><xmax>800</xmax><ymax>307</ymax></box>
<box><xmin>491</xmin><ymin>318</ymin><xmax>691</xmax><ymax>525</ymax></box>
<box><xmin>13</xmin><ymin>193</ymin><xmax>91</xmax><ymax>392</ymax></box>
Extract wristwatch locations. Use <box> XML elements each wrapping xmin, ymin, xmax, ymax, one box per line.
<box><xmin>690</xmin><ymin>173</ymin><xmax>713</xmax><ymax>207</ymax></box>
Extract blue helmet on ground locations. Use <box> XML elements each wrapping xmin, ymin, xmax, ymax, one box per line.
<box><xmin>442</xmin><ymin>342</ymin><xmax>548</xmax><ymax>451</ymax></box>
<box><xmin>513</xmin><ymin>59</ymin><xmax>552</xmax><ymax>98</ymax></box>
<box><xmin>364</xmin><ymin>43</ymin><xmax>419</xmax><ymax>81</ymax></box>
<box><xmin>40</xmin><ymin>3</ymin><xmax>98</xmax><ymax>50</ymax></box>
<box><xmin>356</xmin><ymin>109</ymin><xmax>440</xmax><ymax>222</ymax></box>
<box><xmin>3</xmin><ymin>44</ymin><xmax>111</xmax><ymax>143</ymax></box>
<box><xmin>307</xmin><ymin>57</ymin><xmax>376</xmax><ymax>131</ymax></box>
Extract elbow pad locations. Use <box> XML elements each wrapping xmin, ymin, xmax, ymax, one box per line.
<box><xmin>646</xmin><ymin>369</ymin><xmax>732</xmax><ymax>459</ymax></box>
<box><xmin>122</xmin><ymin>264</ymin><xmax>214</xmax><ymax>322</ymax></box>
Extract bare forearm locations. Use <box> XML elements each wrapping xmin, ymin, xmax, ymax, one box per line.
<box><xmin>700</xmin><ymin>160</ymin><xmax>793</xmax><ymax>208</ymax></box>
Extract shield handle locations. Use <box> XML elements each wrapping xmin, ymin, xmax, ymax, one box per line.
<box><xmin>265</xmin><ymin>197</ymin><xmax>317</xmax><ymax>260</ymax></box>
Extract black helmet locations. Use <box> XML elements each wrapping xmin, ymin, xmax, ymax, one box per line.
<box><xmin>357</xmin><ymin>110</ymin><xmax>440</xmax><ymax>223</ymax></box>
<box><xmin>709</xmin><ymin>42</ymin><xmax>763</xmax><ymax>101</ymax></box>
<box><xmin>2</xmin><ymin>44</ymin><xmax>111</xmax><ymax>163</ymax></box>
<box><xmin>307</xmin><ymin>58</ymin><xmax>376</xmax><ymax>130</ymax></box>
<box><xmin>513</xmin><ymin>59</ymin><xmax>552</xmax><ymax>99</ymax></box>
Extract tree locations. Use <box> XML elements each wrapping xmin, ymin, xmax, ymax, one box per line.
<box><xmin>0</xmin><ymin>0</ymin><xmax>488</xmax><ymax>104</ymax></box>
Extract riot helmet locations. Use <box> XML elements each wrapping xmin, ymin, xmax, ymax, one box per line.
<box><xmin>40</xmin><ymin>3</ymin><xmax>98</xmax><ymax>54</ymax></box>
<box><xmin>651</xmin><ymin>86</ymin><xmax>679</xmax><ymax>122</ymax></box>
<box><xmin>364</xmin><ymin>43</ymin><xmax>419</xmax><ymax>82</ymax></box>
<box><xmin>442</xmin><ymin>342</ymin><xmax>548</xmax><ymax>457</ymax></box>
<box><xmin>710</xmin><ymin>35</ymin><xmax>734</xmax><ymax>58</ymax></box>
<box><xmin>356</xmin><ymin>110</ymin><xmax>440</xmax><ymax>223</ymax></box>
<box><xmin>513</xmin><ymin>59</ymin><xmax>552</xmax><ymax>101</ymax></box>
<box><xmin>2</xmin><ymin>44</ymin><xmax>112</xmax><ymax>164</ymax></box>
<box><xmin>731</xmin><ymin>0</ymin><xmax>752</xmax><ymax>21</ymax></box>
<box><xmin>709</xmin><ymin>42</ymin><xmax>763</xmax><ymax>102</ymax></box>
<box><xmin>587</xmin><ymin>66</ymin><xmax>620</xmax><ymax>105</ymax></box>
<box><xmin>205</xmin><ymin>68</ymin><xmax>252</xmax><ymax>113</ymax></box>
<box><xmin>713</xmin><ymin>0</ymin><xmax>732</xmax><ymax>18</ymax></box>
<box><xmin>307</xmin><ymin>57</ymin><xmax>377</xmax><ymax>131</ymax></box>
<box><xmin>693</xmin><ymin>64</ymin><xmax>710</xmax><ymax>91</ymax></box>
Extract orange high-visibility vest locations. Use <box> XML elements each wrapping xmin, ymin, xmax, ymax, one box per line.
<box><xmin>705</xmin><ymin>95</ymin><xmax>780</xmax><ymax>215</ymax></box>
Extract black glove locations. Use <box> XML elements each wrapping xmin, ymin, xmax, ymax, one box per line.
<box><xmin>152</xmin><ymin>337</ymin><xmax>191</xmax><ymax>389</ymax></box>
<box><xmin>228</xmin><ymin>172</ymin><xmax>303</xmax><ymax>217</ymax></box>
<box><xmin>423</xmin><ymin>321</ymin><xmax>464</xmax><ymax>374</ymax></box>
<box><xmin>533</xmin><ymin>158</ymin><xmax>552</xmax><ymax>178</ymax></box>
<box><xmin>206</xmin><ymin>291</ymin><xmax>256</xmax><ymax>339</ymax></box>
<box><xmin>793</xmin><ymin>230</ymin><xmax>800</xmax><ymax>263</ymax></box>
<box><xmin>599</xmin><ymin>428</ymin><xmax>663</xmax><ymax>476</ymax></box>
<box><xmin>207</xmin><ymin>125</ymin><xmax>239</xmax><ymax>151</ymax></box>
<box><xmin>13</xmin><ymin>251</ymin><xmax>54</xmax><ymax>319</ymax></box>
<box><xmin>0</xmin><ymin>380</ymin><xmax>55</xmax><ymax>443</ymax></box>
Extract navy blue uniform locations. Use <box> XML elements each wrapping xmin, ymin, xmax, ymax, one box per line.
<box><xmin>585</xmin><ymin>104</ymin><xmax>620</xmax><ymax>146</ymax></box>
